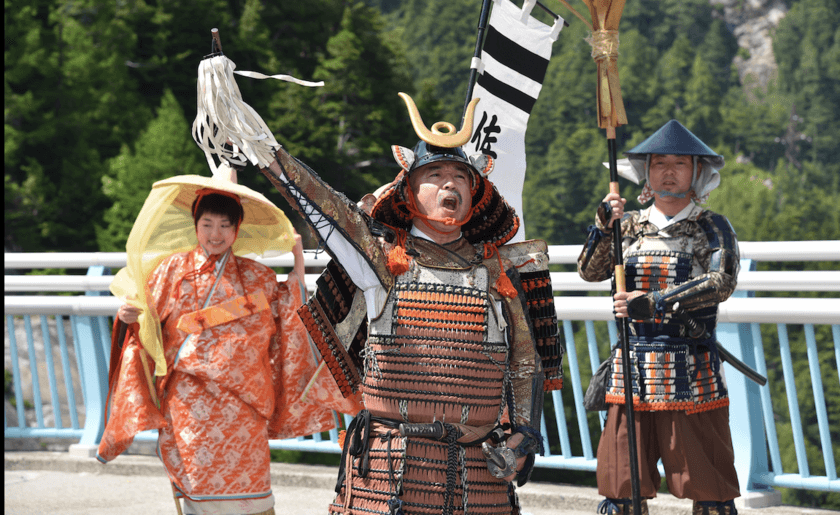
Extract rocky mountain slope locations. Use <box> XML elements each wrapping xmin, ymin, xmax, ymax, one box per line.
<box><xmin>711</xmin><ymin>0</ymin><xmax>788</xmax><ymax>88</ymax></box>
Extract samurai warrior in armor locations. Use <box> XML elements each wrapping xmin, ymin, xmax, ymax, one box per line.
<box><xmin>579</xmin><ymin>120</ymin><xmax>741</xmax><ymax>515</ymax></box>
<box><xmin>257</xmin><ymin>94</ymin><xmax>564</xmax><ymax>515</ymax></box>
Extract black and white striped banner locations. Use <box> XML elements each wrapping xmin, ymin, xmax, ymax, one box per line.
<box><xmin>468</xmin><ymin>0</ymin><xmax>563</xmax><ymax>242</ymax></box>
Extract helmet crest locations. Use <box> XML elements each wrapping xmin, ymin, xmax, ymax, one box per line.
<box><xmin>399</xmin><ymin>92</ymin><xmax>478</xmax><ymax>148</ymax></box>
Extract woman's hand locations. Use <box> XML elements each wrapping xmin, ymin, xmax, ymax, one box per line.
<box><xmin>291</xmin><ymin>229</ymin><xmax>305</xmax><ymax>282</ymax></box>
<box><xmin>117</xmin><ymin>302</ymin><xmax>142</xmax><ymax>324</ymax></box>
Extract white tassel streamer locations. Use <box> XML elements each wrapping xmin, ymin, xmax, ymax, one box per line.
<box><xmin>234</xmin><ymin>70</ymin><xmax>324</xmax><ymax>88</ymax></box>
<box><xmin>192</xmin><ymin>55</ymin><xmax>323</xmax><ymax>172</ymax></box>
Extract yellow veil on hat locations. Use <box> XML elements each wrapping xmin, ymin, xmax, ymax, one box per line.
<box><xmin>110</xmin><ymin>165</ymin><xmax>296</xmax><ymax>377</ymax></box>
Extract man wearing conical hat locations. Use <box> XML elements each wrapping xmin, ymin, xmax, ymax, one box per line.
<box><xmin>257</xmin><ymin>94</ymin><xmax>564</xmax><ymax>515</ymax></box>
<box><xmin>96</xmin><ymin>164</ymin><xmax>344</xmax><ymax>515</ymax></box>
<box><xmin>578</xmin><ymin>120</ymin><xmax>741</xmax><ymax>515</ymax></box>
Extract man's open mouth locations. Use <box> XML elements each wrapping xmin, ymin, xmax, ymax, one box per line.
<box><xmin>441</xmin><ymin>196</ymin><xmax>459</xmax><ymax>210</ymax></box>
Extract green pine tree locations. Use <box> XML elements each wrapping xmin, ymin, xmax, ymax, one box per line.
<box><xmin>5</xmin><ymin>0</ymin><xmax>153</xmax><ymax>252</ymax></box>
<box><xmin>97</xmin><ymin>89</ymin><xmax>204</xmax><ymax>252</ymax></box>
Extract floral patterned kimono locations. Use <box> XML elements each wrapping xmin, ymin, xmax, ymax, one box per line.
<box><xmin>97</xmin><ymin>246</ymin><xmax>336</xmax><ymax>508</ymax></box>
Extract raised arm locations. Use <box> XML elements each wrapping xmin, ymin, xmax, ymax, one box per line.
<box><xmin>259</xmin><ymin>148</ymin><xmax>392</xmax><ymax>292</ymax></box>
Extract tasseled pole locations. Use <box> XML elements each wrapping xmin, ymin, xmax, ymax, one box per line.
<box><xmin>192</xmin><ymin>28</ymin><xmax>323</xmax><ymax>173</ymax></box>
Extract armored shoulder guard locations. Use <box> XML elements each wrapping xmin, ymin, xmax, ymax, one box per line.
<box><xmin>697</xmin><ymin>211</ymin><xmax>739</xmax><ymax>278</ymax></box>
<box><xmin>297</xmin><ymin>260</ymin><xmax>367</xmax><ymax>398</ymax></box>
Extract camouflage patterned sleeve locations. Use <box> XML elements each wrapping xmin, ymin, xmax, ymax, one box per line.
<box><xmin>659</xmin><ymin>211</ymin><xmax>740</xmax><ymax>311</ymax></box>
<box><xmin>577</xmin><ymin>206</ymin><xmax>638</xmax><ymax>283</ymax></box>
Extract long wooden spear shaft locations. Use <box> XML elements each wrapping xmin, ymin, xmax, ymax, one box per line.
<box><xmin>555</xmin><ymin>0</ymin><xmax>643</xmax><ymax>510</ymax></box>
<box><xmin>607</xmin><ymin>127</ymin><xmax>643</xmax><ymax>515</ymax></box>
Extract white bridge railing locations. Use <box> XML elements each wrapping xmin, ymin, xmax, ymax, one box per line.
<box><xmin>5</xmin><ymin>241</ymin><xmax>840</xmax><ymax>504</ymax></box>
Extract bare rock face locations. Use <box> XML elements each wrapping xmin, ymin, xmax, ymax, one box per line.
<box><xmin>711</xmin><ymin>0</ymin><xmax>788</xmax><ymax>88</ymax></box>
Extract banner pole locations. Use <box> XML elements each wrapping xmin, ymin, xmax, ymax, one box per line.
<box><xmin>461</xmin><ymin>0</ymin><xmax>494</xmax><ymax>125</ymax></box>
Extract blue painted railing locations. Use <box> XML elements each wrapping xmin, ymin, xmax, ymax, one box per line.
<box><xmin>5</xmin><ymin>243</ymin><xmax>840</xmax><ymax>500</ymax></box>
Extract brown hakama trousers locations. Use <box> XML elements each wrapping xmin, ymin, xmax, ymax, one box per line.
<box><xmin>596</xmin><ymin>405</ymin><xmax>740</xmax><ymax>501</ymax></box>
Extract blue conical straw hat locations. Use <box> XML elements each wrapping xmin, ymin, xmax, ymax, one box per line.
<box><xmin>610</xmin><ymin>120</ymin><xmax>724</xmax><ymax>204</ymax></box>
<box><xmin>625</xmin><ymin>120</ymin><xmax>723</xmax><ymax>168</ymax></box>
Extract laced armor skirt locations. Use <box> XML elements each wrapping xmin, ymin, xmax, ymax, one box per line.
<box><xmin>329</xmin><ymin>422</ymin><xmax>516</xmax><ymax>515</ymax></box>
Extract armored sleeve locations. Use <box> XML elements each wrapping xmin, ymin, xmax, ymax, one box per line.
<box><xmin>577</xmin><ymin>205</ymin><xmax>638</xmax><ymax>283</ymax></box>
<box><xmin>259</xmin><ymin>148</ymin><xmax>393</xmax><ymax>292</ymax></box>
<box><xmin>502</xmin><ymin>265</ymin><xmax>548</xmax><ymax>487</ymax></box>
<box><xmin>504</xmin><ymin>279</ymin><xmax>543</xmax><ymax>432</ymax></box>
<box><xmin>658</xmin><ymin>211</ymin><xmax>740</xmax><ymax>312</ymax></box>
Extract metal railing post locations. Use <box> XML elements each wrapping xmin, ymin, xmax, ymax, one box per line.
<box><xmin>716</xmin><ymin>259</ymin><xmax>779</xmax><ymax>507</ymax></box>
<box><xmin>68</xmin><ymin>265</ymin><xmax>112</xmax><ymax>458</ymax></box>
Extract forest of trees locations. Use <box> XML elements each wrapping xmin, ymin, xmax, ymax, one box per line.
<box><xmin>5</xmin><ymin>0</ymin><xmax>838</xmax><ymax>508</ymax></box>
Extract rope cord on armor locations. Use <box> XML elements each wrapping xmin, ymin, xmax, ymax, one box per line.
<box><xmin>349</xmin><ymin>410</ymin><xmax>373</xmax><ymax>478</ymax></box>
<box><xmin>334</xmin><ymin>416</ymin><xmax>355</xmax><ymax>493</ymax></box>
<box><xmin>681</xmin><ymin>335</ymin><xmax>722</xmax><ymax>385</ymax></box>
<box><xmin>651</xmin><ymin>291</ymin><xmax>667</xmax><ymax>329</ymax></box>
<box><xmin>339</xmin><ymin>411</ymin><xmax>405</xmax><ymax>512</ymax></box>
<box><xmin>364</xmin><ymin>345</ymin><xmax>384</xmax><ymax>380</ymax></box>
<box><xmin>337</xmin><ymin>423</ymin><xmax>354</xmax><ymax>512</ymax></box>
<box><xmin>503</xmin><ymin>346</ymin><xmax>518</xmax><ymax>428</ymax></box>
<box><xmin>479</xmin><ymin>346</ymin><xmax>508</xmax><ymax>372</ymax></box>
<box><xmin>441</xmin><ymin>422</ymin><xmax>460</xmax><ymax>515</ymax></box>
<box><xmin>342</xmin><ymin>449</ymin><xmax>353</xmax><ymax>514</ymax></box>
<box><xmin>399</xmin><ymin>399</ymin><xmax>409</xmax><ymax>421</ymax></box>
<box><xmin>385</xmin><ymin>432</ymin><xmax>405</xmax><ymax>515</ymax></box>
<box><xmin>495</xmin><ymin>370</ymin><xmax>509</xmax><ymax>425</ymax></box>
<box><xmin>691</xmin><ymin>339</ymin><xmax>722</xmax><ymax>376</ymax></box>
<box><xmin>634</xmin><ymin>345</ymin><xmax>646</xmax><ymax>400</ymax></box>
<box><xmin>371</xmin><ymin>334</ymin><xmax>505</xmax><ymax>349</ymax></box>
<box><xmin>365</xmin><ymin>348</ymin><xmax>507</xmax><ymax>372</ymax></box>
<box><xmin>514</xmin><ymin>257</ymin><xmax>537</xmax><ymax>269</ymax></box>
<box><xmin>460</xmin><ymin>446</ymin><xmax>469</xmax><ymax>515</ymax></box>
<box><xmin>278</xmin><ymin>173</ymin><xmax>339</xmax><ymax>249</ymax></box>
<box><xmin>386</xmin><ymin>432</ymin><xmax>396</xmax><ymax>489</ymax></box>
<box><xmin>377</xmin><ymin>349</ymin><xmax>504</xmax><ymax>363</ymax></box>
<box><xmin>362</xmin><ymin>382</ymin><xmax>504</xmax><ymax>401</ymax></box>
<box><xmin>368</xmin><ymin>362</ymin><xmax>505</xmax><ymax>381</ymax></box>
<box><xmin>482</xmin><ymin>243</ymin><xmax>517</xmax><ymax>298</ymax></box>
<box><xmin>273</xmin><ymin>155</ymin><xmax>396</xmax><ymax>282</ymax></box>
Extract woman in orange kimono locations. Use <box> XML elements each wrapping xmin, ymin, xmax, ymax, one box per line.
<box><xmin>97</xmin><ymin>174</ymin><xmax>336</xmax><ymax>515</ymax></box>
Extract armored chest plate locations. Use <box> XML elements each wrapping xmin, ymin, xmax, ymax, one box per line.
<box><xmin>364</xmin><ymin>262</ymin><xmax>507</xmax><ymax>425</ymax></box>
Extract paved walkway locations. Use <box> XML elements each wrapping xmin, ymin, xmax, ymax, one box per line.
<box><xmin>4</xmin><ymin>451</ymin><xmax>837</xmax><ymax>515</ymax></box>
